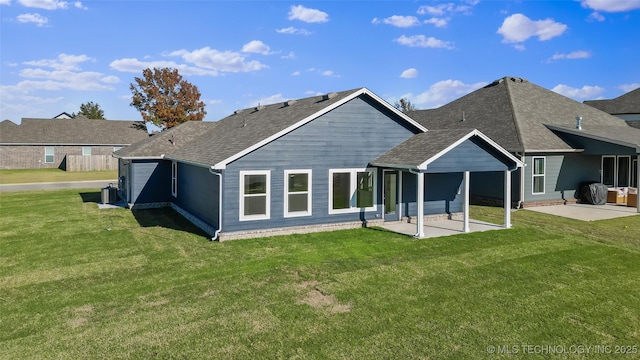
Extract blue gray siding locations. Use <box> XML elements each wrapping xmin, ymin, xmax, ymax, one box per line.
<box><xmin>222</xmin><ymin>96</ymin><xmax>420</xmax><ymax>232</ymax></box>
<box><xmin>524</xmin><ymin>153</ymin><xmax>601</xmax><ymax>202</ymax></box>
<box><xmin>425</xmin><ymin>138</ymin><xmax>511</xmax><ymax>173</ymax></box>
<box><xmin>173</xmin><ymin>163</ymin><xmax>220</xmax><ymax>229</ymax></box>
<box><xmin>402</xmin><ymin>172</ymin><xmax>463</xmax><ymax>216</ymax></box>
<box><xmin>130</xmin><ymin>160</ymin><xmax>171</xmax><ymax>204</ymax></box>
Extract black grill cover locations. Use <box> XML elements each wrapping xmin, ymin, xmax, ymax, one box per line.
<box><xmin>580</xmin><ymin>182</ymin><xmax>607</xmax><ymax>205</ymax></box>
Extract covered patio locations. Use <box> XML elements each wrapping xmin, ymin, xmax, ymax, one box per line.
<box><xmin>372</xmin><ymin>129</ymin><xmax>524</xmax><ymax>238</ymax></box>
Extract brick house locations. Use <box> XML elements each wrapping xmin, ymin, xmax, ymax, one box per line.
<box><xmin>0</xmin><ymin>118</ymin><xmax>148</xmax><ymax>171</ymax></box>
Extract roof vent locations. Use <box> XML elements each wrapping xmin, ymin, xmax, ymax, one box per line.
<box><xmin>283</xmin><ymin>99</ymin><xmax>297</xmax><ymax>107</ymax></box>
<box><xmin>576</xmin><ymin>116</ymin><xmax>582</xmax><ymax>130</ymax></box>
<box><xmin>322</xmin><ymin>92</ymin><xmax>338</xmax><ymax>101</ymax></box>
<box><xmin>255</xmin><ymin>104</ymin><xmax>266</xmax><ymax>111</ymax></box>
<box><xmin>234</xmin><ymin>109</ymin><xmax>245</xmax><ymax>115</ymax></box>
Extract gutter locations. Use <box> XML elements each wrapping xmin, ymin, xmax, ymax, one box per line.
<box><xmin>208</xmin><ymin>167</ymin><xmax>223</xmax><ymax>241</ymax></box>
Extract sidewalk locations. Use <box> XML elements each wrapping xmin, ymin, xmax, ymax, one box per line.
<box><xmin>0</xmin><ymin>180</ymin><xmax>117</xmax><ymax>192</ymax></box>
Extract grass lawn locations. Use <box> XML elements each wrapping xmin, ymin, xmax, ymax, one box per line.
<box><xmin>0</xmin><ymin>168</ymin><xmax>117</xmax><ymax>184</ymax></box>
<box><xmin>1</xmin><ymin>189</ymin><xmax>639</xmax><ymax>359</ymax></box>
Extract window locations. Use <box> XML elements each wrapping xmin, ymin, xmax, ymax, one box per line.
<box><xmin>284</xmin><ymin>170</ymin><xmax>312</xmax><ymax>217</ymax></box>
<box><xmin>602</xmin><ymin>156</ymin><xmax>615</xmax><ymax>187</ymax></box>
<box><xmin>82</xmin><ymin>146</ymin><xmax>91</xmax><ymax>156</ymax></box>
<box><xmin>617</xmin><ymin>156</ymin><xmax>631</xmax><ymax>187</ymax></box>
<box><xmin>171</xmin><ymin>161</ymin><xmax>178</xmax><ymax>197</ymax></box>
<box><xmin>532</xmin><ymin>157</ymin><xmax>545</xmax><ymax>194</ymax></box>
<box><xmin>602</xmin><ymin>155</ymin><xmax>633</xmax><ymax>188</ymax></box>
<box><xmin>329</xmin><ymin>168</ymin><xmax>377</xmax><ymax>214</ymax></box>
<box><xmin>240</xmin><ymin>170</ymin><xmax>270</xmax><ymax>221</ymax></box>
<box><xmin>44</xmin><ymin>146</ymin><xmax>54</xmax><ymax>163</ymax></box>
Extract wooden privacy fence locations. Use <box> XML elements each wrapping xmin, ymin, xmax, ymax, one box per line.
<box><xmin>66</xmin><ymin>155</ymin><xmax>118</xmax><ymax>172</ymax></box>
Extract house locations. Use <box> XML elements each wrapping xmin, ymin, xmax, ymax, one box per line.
<box><xmin>584</xmin><ymin>87</ymin><xmax>640</xmax><ymax>129</ymax></box>
<box><xmin>53</xmin><ymin>112</ymin><xmax>74</xmax><ymax>119</ymax></box>
<box><xmin>114</xmin><ymin>88</ymin><xmax>523</xmax><ymax>241</ymax></box>
<box><xmin>407</xmin><ymin>76</ymin><xmax>640</xmax><ymax>212</ymax></box>
<box><xmin>0</xmin><ymin>118</ymin><xmax>148</xmax><ymax>170</ymax></box>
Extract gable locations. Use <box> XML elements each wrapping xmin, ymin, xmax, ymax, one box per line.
<box><xmin>425</xmin><ymin>138</ymin><xmax>512</xmax><ymax>173</ymax></box>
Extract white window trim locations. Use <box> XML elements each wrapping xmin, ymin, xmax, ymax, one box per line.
<box><xmin>171</xmin><ymin>161</ymin><xmax>178</xmax><ymax>197</ymax></box>
<box><xmin>82</xmin><ymin>146</ymin><xmax>91</xmax><ymax>156</ymax></box>
<box><xmin>328</xmin><ymin>168</ymin><xmax>377</xmax><ymax>215</ymax></box>
<box><xmin>44</xmin><ymin>146</ymin><xmax>54</xmax><ymax>163</ymax></box>
<box><xmin>284</xmin><ymin>169</ymin><xmax>312</xmax><ymax>218</ymax></box>
<box><xmin>531</xmin><ymin>156</ymin><xmax>545</xmax><ymax>195</ymax></box>
<box><xmin>239</xmin><ymin>170</ymin><xmax>271</xmax><ymax>221</ymax></box>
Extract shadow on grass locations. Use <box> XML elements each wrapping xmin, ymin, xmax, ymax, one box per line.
<box><xmin>131</xmin><ymin>207</ymin><xmax>210</xmax><ymax>238</ymax></box>
<box><xmin>79</xmin><ymin>191</ymin><xmax>102</xmax><ymax>204</ymax></box>
<box><xmin>79</xmin><ymin>191</ymin><xmax>209</xmax><ymax>238</ymax></box>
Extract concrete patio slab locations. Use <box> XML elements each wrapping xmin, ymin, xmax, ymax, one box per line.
<box><xmin>524</xmin><ymin>203</ymin><xmax>638</xmax><ymax>221</ymax></box>
<box><xmin>379</xmin><ymin>218</ymin><xmax>506</xmax><ymax>239</ymax></box>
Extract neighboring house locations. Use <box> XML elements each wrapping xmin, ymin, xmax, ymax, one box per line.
<box><xmin>584</xmin><ymin>87</ymin><xmax>640</xmax><ymax>129</ymax></box>
<box><xmin>0</xmin><ymin>118</ymin><xmax>148</xmax><ymax>170</ymax></box>
<box><xmin>115</xmin><ymin>88</ymin><xmax>523</xmax><ymax>241</ymax></box>
<box><xmin>407</xmin><ymin>76</ymin><xmax>640</xmax><ymax>212</ymax></box>
<box><xmin>53</xmin><ymin>112</ymin><xmax>74</xmax><ymax>119</ymax></box>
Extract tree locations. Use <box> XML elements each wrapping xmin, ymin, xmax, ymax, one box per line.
<box><xmin>130</xmin><ymin>67</ymin><xmax>206</xmax><ymax>129</ymax></box>
<box><xmin>394</xmin><ymin>98</ymin><xmax>416</xmax><ymax>113</ymax></box>
<box><xmin>73</xmin><ymin>101</ymin><xmax>105</xmax><ymax>119</ymax></box>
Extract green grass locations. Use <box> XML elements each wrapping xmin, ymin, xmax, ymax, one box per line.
<box><xmin>1</xmin><ymin>189</ymin><xmax>639</xmax><ymax>359</ymax></box>
<box><xmin>0</xmin><ymin>168</ymin><xmax>117</xmax><ymax>184</ymax></box>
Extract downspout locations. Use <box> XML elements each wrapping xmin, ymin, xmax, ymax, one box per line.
<box><xmin>209</xmin><ymin>167</ymin><xmax>223</xmax><ymax>241</ymax></box>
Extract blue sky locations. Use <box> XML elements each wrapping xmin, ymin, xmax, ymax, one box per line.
<box><xmin>1</xmin><ymin>0</ymin><xmax>639</xmax><ymax>124</ymax></box>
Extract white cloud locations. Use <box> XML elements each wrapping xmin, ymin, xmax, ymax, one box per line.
<box><xmin>497</xmin><ymin>13</ymin><xmax>567</xmax><ymax>43</ymax></box>
<box><xmin>18</xmin><ymin>0</ymin><xmax>68</xmax><ymax>10</ymax></box>
<box><xmin>281</xmin><ymin>51</ymin><xmax>296</xmax><ymax>60</ymax></box>
<box><xmin>288</xmin><ymin>5</ymin><xmax>329</xmax><ymax>23</ymax></box>
<box><xmin>581</xmin><ymin>0</ymin><xmax>640</xmax><ymax>12</ymax></box>
<box><xmin>250</xmin><ymin>93</ymin><xmax>288</xmax><ymax>107</ymax></box>
<box><xmin>552</xmin><ymin>84</ymin><xmax>605</xmax><ymax>99</ymax></box>
<box><xmin>588</xmin><ymin>11</ymin><xmax>606</xmax><ymax>21</ymax></box>
<box><xmin>424</xmin><ymin>17</ymin><xmax>448</xmax><ymax>27</ymax></box>
<box><xmin>547</xmin><ymin>50</ymin><xmax>591</xmax><ymax>62</ymax></box>
<box><xmin>276</xmin><ymin>26</ymin><xmax>311</xmax><ymax>35</ymax></box>
<box><xmin>619</xmin><ymin>83</ymin><xmax>640</xmax><ymax>92</ymax></box>
<box><xmin>23</xmin><ymin>53</ymin><xmax>93</xmax><ymax>71</ymax></box>
<box><xmin>168</xmin><ymin>47</ymin><xmax>268</xmax><ymax>74</ymax></box>
<box><xmin>374</xmin><ymin>15</ymin><xmax>421</xmax><ymax>28</ymax></box>
<box><xmin>0</xmin><ymin>0</ymin><xmax>11</xmax><ymax>5</ymax></box>
<box><xmin>16</xmin><ymin>12</ymin><xmax>47</xmax><ymax>26</ymax></box>
<box><xmin>394</xmin><ymin>35</ymin><xmax>454</xmax><ymax>49</ymax></box>
<box><xmin>400</xmin><ymin>68</ymin><xmax>418</xmax><ymax>79</ymax></box>
<box><xmin>74</xmin><ymin>1</ymin><xmax>87</xmax><ymax>10</ymax></box>
<box><xmin>291</xmin><ymin>71</ymin><xmax>301</xmax><ymax>76</ymax></box>
<box><xmin>305</xmin><ymin>68</ymin><xmax>339</xmax><ymax>77</ymax></box>
<box><xmin>241</xmin><ymin>40</ymin><xmax>272</xmax><ymax>55</ymax></box>
<box><xmin>514</xmin><ymin>44</ymin><xmax>526</xmax><ymax>51</ymax></box>
<box><xmin>417</xmin><ymin>3</ymin><xmax>472</xmax><ymax>16</ymax></box>
<box><xmin>408</xmin><ymin>79</ymin><xmax>488</xmax><ymax>108</ymax></box>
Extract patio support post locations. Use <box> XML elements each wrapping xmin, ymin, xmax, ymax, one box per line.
<box><xmin>504</xmin><ymin>170</ymin><xmax>512</xmax><ymax>228</ymax></box>
<box><xmin>416</xmin><ymin>171</ymin><xmax>425</xmax><ymax>238</ymax></box>
<box><xmin>463</xmin><ymin>171</ymin><xmax>470</xmax><ymax>233</ymax></box>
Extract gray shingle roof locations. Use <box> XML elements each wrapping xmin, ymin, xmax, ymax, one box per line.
<box><xmin>372</xmin><ymin>129</ymin><xmax>523</xmax><ymax>170</ymax></box>
<box><xmin>584</xmin><ymin>87</ymin><xmax>640</xmax><ymax>115</ymax></box>
<box><xmin>114</xmin><ymin>121</ymin><xmax>217</xmax><ymax>158</ymax></box>
<box><xmin>372</xmin><ymin>129</ymin><xmax>475</xmax><ymax>168</ymax></box>
<box><xmin>547</xmin><ymin>125</ymin><xmax>640</xmax><ymax>153</ymax></box>
<box><xmin>167</xmin><ymin>88</ymin><xmax>424</xmax><ymax>168</ymax></box>
<box><xmin>0</xmin><ymin>118</ymin><xmax>148</xmax><ymax>145</ymax></box>
<box><xmin>407</xmin><ymin>76</ymin><xmax>630</xmax><ymax>152</ymax></box>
